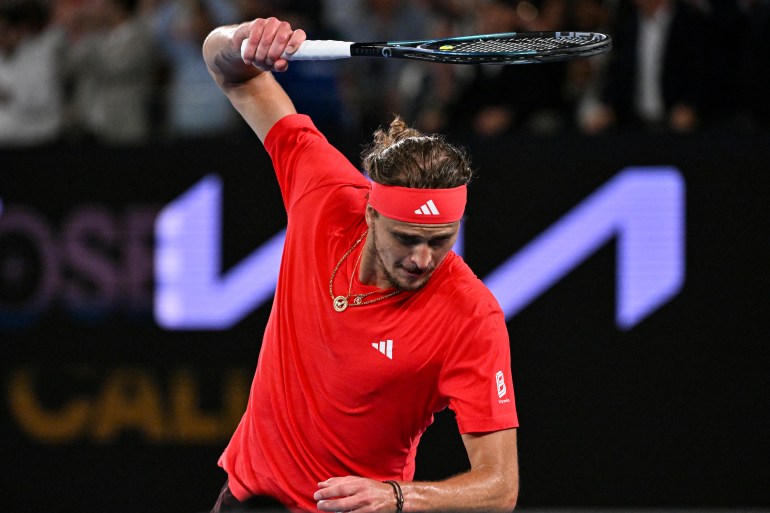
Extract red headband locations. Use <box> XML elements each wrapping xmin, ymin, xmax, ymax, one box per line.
<box><xmin>368</xmin><ymin>182</ymin><xmax>467</xmax><ymax>224</ymax></box>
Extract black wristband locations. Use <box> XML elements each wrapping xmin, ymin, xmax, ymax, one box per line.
<box><xmin>383</xmin><ymin>480</ymin><xmax>404</xmax><ymax>513</ymax></box>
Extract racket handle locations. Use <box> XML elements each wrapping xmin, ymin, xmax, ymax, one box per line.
<box><xmin>240</xmin><ymin>39</ymin><xmax>353</xmax><ymax>63</ymax></box>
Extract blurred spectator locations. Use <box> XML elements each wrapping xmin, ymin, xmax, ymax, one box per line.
<box><xmin>236</xmin><ymin>0</ymin><xmax>318</xmax><ymax>23</ymax></box>
<box><xmin>737</xmin><ymin>0</ymin><xmax>770</xmax><ymax>129</ymax></box>
<box><xmin>562</xmin><ymin>0</ymin><xmax>614</xmax><ymax>132</ymax></box>
<box><xmin>323</xmin><ymin>0</ymin><xmax>433</xmax><ymax>134</ymax></box>
<box><xmin>62</xmin><ymin>0</ymin><xmax>156</xmax><ymax>144</ymax></box>
<box><xmin>443</xmin><ymin>0</ymin><xmax>570</xmax><ymax>137</ymax></box>
<box><xmin>584</xmin><ymin>0</ymin><xmax>710</xmax><ymax>134</ymax></box>
<box><xmin>394</xmin><ymin>0</ymin><xmax>479</xmax><ymax>133</ymax></box>
<box><xmin>705</xmin><ymin>0</ymin><xmax>770</xmax><ymax>130</ymax></box>
<box><xmin>8</xmin><ymin>0</ymin><xmax>760</xmax><ymax>145</ymax></box>
<box><xmin>151</xmin><ymin>0</ymin><xmax>239</xmax><ymax>138</ymax></box>
<box><xmin>0</xmin><ymin>0</ymin><xmax>65</xmax><ymax>146</ymax></box>
<box><xmin>244</xmin><ymin>0</ymin><xmax>351</xmax><ymax>134</ymax></box>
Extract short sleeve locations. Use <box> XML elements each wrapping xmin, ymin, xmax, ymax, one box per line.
<box><xmin>264</xmin><ymin>114</ymin><xmax>368</xmax><ymax>214</ymax></box>
<box><xmin>438</xmin><ymin>299</ymin><xmax>519</xmax><ymax>434</ymax></box>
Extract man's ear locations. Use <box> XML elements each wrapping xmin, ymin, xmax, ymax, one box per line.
<box><xmin>365</xmin><ymin>205</ymin><xmax>377</xmax><ymax>228</ymax></box>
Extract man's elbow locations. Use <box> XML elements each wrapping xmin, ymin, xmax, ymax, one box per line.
<box><xmin>506</xmin><ymin>485</ymin><xmax>519</xmax><ymax>510</ymax></box>
<box><xmin>494</xmin><ymin>473</ymin><xmax>518</xmax><ymax>511</ymax></box>
<box><xmin>498</xmin><ymin>484</ymin><xmax>518</xmax><ymax>511</ymax></box>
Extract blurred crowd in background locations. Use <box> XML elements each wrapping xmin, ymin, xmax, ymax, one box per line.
<box><xmin>1</xmin><ymin>0</ymin><xmax>769</xmax><ymax>147</ymax></box>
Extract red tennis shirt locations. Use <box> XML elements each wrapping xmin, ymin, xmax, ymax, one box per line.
<box><xmin>219</xmin><ymin>114</ymin><xmax>518</xmax><ymax>511</ymax></box>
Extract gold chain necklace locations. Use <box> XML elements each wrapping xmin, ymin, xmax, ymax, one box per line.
<box><xmin>329</xmin><ymin>229</ymin><xmax>401</xmax><ymax>312</ymax></box>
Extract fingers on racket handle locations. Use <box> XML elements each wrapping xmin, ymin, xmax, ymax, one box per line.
<box><xmin>240</xmin><ymin>39</ymin><xmax>353</xmax><ymax>63</ymax></box>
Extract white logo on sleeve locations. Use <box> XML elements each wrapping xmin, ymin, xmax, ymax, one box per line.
<box><xmin>495</xmin><ymin>371</ymin><xmax>507</xmax><ymax>398</ymax></box>
<box><xmin>372</xmin><ymin>339</ymin><xmax>393</xmax><ymax>359</ymax></box>
<box><xmin>414</xmin><ymin>199</ymin><xmax>440</xmax><ymax>216</ymax></box>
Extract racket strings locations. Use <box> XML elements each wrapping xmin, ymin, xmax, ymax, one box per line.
<box><xmin>432</xmin><ymin>36</ymin><xmax>595</xmax><ymax>54</ymax></box>
<box><xmin>383</xmin><ymin>32</ymin><xmax>611</xmax><ymax>64</ymax></box>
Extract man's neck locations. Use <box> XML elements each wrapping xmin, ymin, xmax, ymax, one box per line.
<box><xmin>358</xmin><ymin>237</ymin><xmax>391</xmax><ymax>290</ymax></box>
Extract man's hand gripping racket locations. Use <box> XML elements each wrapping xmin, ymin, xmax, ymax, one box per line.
<box><xmin>238</xmin><ymin>17</ymin><xmax>611</xmax><ymax>68</ymax></box>
<box><xmin>236</xmin><ymin>17</ymin><xmax>307</xmax><ymax>72</ymax></box>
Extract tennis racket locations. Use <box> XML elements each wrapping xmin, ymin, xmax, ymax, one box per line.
<box><xmin>242</xmin><ymin>31</ymin><xmax>611</xmax><ymax>65</ymax></box>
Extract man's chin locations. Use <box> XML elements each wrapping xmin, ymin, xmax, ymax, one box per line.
<box><xmin>392</xmin><ymin>271</ymin><xmax>432</xmax><ymax>291</ymax></box>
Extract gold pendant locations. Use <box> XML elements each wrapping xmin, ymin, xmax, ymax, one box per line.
<box><xmin>333</xmin><ymin>295</ymin><xmax>348</xmax><ymax>312</ymax></box>
<box><xmin>353</xmin><ymin>295</ymin><xmax>364</xmax><ymax>305</ymax></box>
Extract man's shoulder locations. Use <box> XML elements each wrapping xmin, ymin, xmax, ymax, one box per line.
<box><xmin>431</xmin><ymin>253</ymin><xmax>502</xmax><ymax>314</ymax></box>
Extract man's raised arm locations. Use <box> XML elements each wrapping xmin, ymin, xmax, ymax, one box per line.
<box><xmin>202</xmin><ymin>17</ymin><xmax>306</xmax><ymax>142</ymax></box>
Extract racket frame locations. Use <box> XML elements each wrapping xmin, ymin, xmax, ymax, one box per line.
<box><xmin>348</xmin><ymin>31</ymin><xmax>611</xmax><ymax>64</ymax></box>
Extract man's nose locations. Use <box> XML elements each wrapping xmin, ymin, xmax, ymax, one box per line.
<box><xmin>410</xmin><ymin>244</ymin><xmax>432</xmax><ymax>270</ymax></box>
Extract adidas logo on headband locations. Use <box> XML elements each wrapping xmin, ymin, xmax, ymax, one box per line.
<box><xmin>414</xmin><ymin>200</ymin><xmax>440</xmax><ymax>216</ymax></box>
<box><xmin>369</xmin><ymin>182</ymin><xmax>466</xmax><ymax>224</ymax></box>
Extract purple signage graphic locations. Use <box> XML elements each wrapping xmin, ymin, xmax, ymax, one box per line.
<box><xmin>155</xmin><ymin>168</ymin><xmax>685</xmax><ymax>330</ymax></box>
<box><xmin>155</xmin><ymin>176</ymin><xmax>285</xmax><ymax>329</ymax></box>
<box><xmin>484</xmin><ymin>167</ymin><xmax>685</xmax><ymax>330</ymax></box>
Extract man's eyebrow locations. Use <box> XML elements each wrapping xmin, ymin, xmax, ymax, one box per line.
<box><xmin>391</xmin><ymin>229</ymin><xmax>454</xmax><ymax>240</ymax></box>
<box><xmin>391</xmin><ymin>230</ymin><xmax>420</xmax><ymax>239</ymax></box>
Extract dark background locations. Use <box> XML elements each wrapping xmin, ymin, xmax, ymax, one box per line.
<box><xmin>1</xmin><ymin>129</ymin><xmax>769</xmax><ymax>512</ymax></box>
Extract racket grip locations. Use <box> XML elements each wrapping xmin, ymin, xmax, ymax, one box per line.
<box><xmin>285</xmin><ymin>40</ymin><xmax>353</xmax><ymax>60</ymax></box>
<box><xmin>240</xmin><ymin>39</ymin><xmax>353</xmax><ymax>63</ymax></box>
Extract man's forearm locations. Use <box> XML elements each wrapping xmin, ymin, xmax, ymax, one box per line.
<box><xmin>202</xmin><ymin>18</ymin><xmax>302</xmax><ymax>141</ymax></box>
<box><xmin>315</xmin><ymin>468</ymin><xmax>517</xmax><ymax>513</ymax></box>
<box><xmin>402</xmin><ymin>465</ymin><xmax>518</xmax><ymax>513</ymax></box>
<box><xmin>316</xmin><ymin>430</ymin><xmax>519</xmax><ymax>513</ymax></box>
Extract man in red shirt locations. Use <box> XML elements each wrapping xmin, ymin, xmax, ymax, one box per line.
<box><xmin>203</xmin><ymin>16</ymin><xmax>519</xmax><ymax>513</ymax></box>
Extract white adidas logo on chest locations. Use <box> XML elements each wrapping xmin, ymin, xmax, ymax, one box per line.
<box><xmin>371</xmin><ymin>339</ymin><xmax>393</xmax><ymax>359</ymax></box>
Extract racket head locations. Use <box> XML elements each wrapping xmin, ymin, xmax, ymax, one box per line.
<box><xmin>385</xmin><ymin>31</ymin><xmax>612</xmax><ymax>64</ymax></box>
